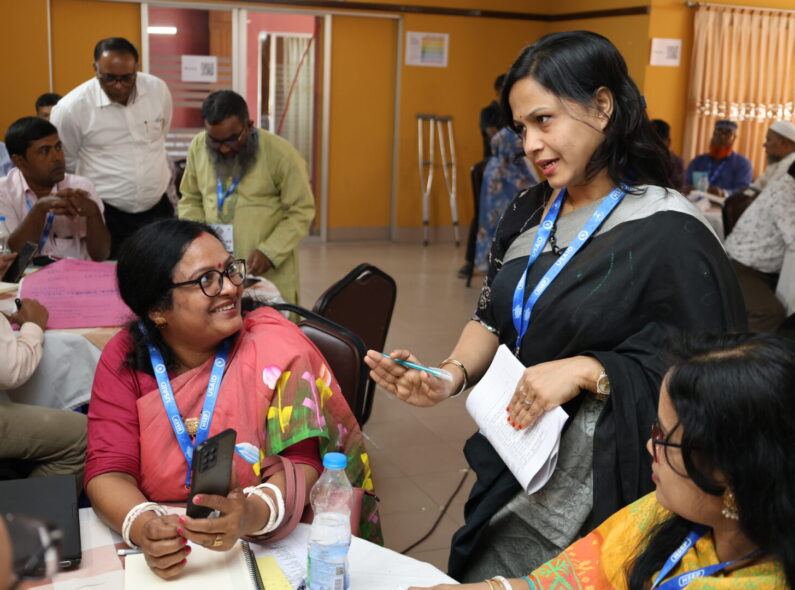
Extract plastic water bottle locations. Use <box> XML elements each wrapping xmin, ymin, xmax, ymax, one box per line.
<box><xmin>0</xmin><ymin>216</ymin><xmax>11</xmax><ymax>254</ymax></box>
<box><xmin>307</xmin><ymin>452</ymin><xmax>353</xmax><ymax>590</ymax></box>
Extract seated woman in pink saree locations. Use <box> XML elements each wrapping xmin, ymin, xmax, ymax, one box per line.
<box><xmin>410</xmin><ymin>332</ymin><xmax>794</xmax><ymax>590</ymax></box>
<box><xmin>85</xmin><ymin>219</ymin><xmax>380</xmax><ymax>580</ymax></box>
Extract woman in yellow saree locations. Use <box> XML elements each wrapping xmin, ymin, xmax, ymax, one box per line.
<box><xmin>411</xmin><ymin>332</ymin><xmax>794</xmax><ymax>589</ymax></box>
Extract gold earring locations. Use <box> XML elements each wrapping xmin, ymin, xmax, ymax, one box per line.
<box><xmin>722</xmin><ymin>489</ymin><xmax>739</xmax><ymax>520</ymax></box>
<box><xmin>152</xmin><ymin>315</ymin><xmax>168</xmax><ymax>329</ymax></box>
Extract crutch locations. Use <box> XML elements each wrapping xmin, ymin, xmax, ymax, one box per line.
<box><xmin>435</xmin><ymin>116</ymin><xmax>460</xmax><ymax>247</ymax></box>
<box><xmin>416</xmin><ymin>114</ymin><xmax>436</xmax><ymax>246</ymax></box>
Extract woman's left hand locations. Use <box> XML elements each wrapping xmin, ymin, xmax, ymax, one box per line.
<box><xmin>506</xmin><ymin>356</ymin><xmax>604</xmax><ymax>429</ymax></box>
<box><xmin>178</xmin><ymin>488</ymin><xmax>258</xmax><ymax>551</ymax></box>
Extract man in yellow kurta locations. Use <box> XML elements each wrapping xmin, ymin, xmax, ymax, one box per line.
<box><xmin>178</xmin><ymin>90</ymin><xmax>315</xmax><ymax>304</ymax></box>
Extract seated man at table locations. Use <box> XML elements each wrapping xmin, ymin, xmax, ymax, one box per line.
<box><xmin>0</xmin><ymin>117</ymin><xmax>110</xmax><ymax>261</ymax></box>
<box><xmin>684</xmin><ymin>120</ymin><xmax>753</xmax><ymax>198</ymax></box>
<box><xmin>738</xmin><ymin>120</ymin><xmax>795</xmax><ymax>197</ymax></box>
<box><xmin>725</xmin><ymin>161</ymin><xmax>795</xmax><ymax>331</ymax></box>
<box><xmin>178</xmin><ymin>90</ymin><xmax>315</xmax><ymax>304</ymax></box>
<box><xmin>0</xmin><ymin>253</ymin><xmax>87</xmax><ymax>484</ymax></box>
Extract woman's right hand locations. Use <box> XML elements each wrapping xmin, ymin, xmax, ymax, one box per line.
<box><xmin>131</xmin><ymin>513</ymin><xmax>190</xmax><ymax>580</ymax></box>
<box><xmin>364</xmin><ymin>349</ymin><xmax>455</xmax><ymax>407</ymax></box>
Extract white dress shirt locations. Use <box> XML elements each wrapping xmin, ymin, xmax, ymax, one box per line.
<box><xmin>747</xmin><ymin>151</ymin><xmax>795</xmax><ymax>194</ymax></box>
<box><xmin>50</xmin><ymin>72</ymin><xmax>172</xmax><ymax>213</ymax></box>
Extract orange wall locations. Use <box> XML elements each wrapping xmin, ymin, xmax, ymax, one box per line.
<box><xmin>395</xmin><ymin>14</ymin><xmax>543</xmax><ymax>230</ymax></box>
<box><xmin>0</xmin><ymin>0</ymin><xmax>50</xmax><ymax>138</ymax></box>
<box><xmin>51</xmin><ymin>0</ymin><xmax>141</xmax><ymax>96</ymax></box>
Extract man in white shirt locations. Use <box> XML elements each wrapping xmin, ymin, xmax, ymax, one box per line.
<box><xmin>0</xmin><ymin>254</ymin><xmax>87</xmax><ymax>484</ymax></box>
<box><xmin>725</xmin><ymin>162</ymin><xmax>795</xmax><ymax>330</ymax></box>
<box><xmin>50</xmin><ymin>37</ymin><xmax>173</xmax><ymax>257</ymax></box>
<box><xmin>0</xmin><ymin>117</ymin><xmax>110</xmax><ymax>261</ymax></box>
<box><xmin>739</xmin><ymin>120</ymin><xmax>795</xmax><ymax>197</ymax></box>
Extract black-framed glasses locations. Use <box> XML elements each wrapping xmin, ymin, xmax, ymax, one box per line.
<box><xmin>3</xmin><ymin>513</ymin><xmax>63</xmax><ymax>588</ymax></box>
<box><xmin>205</xmin><ymin>127</ymin><xmax>247</xmax><ymax>151</ymax></box>
<box><xmin>96</xmin><ymin>71</ymin><xmax>137</xmax><ymax>86</ymax></box>
<box><xmin>171</xmin><ymin>259</ymin><xmax>246</xmax><ymax>297</ymax></box>
<box><xmin>650</xmin><ymin>421</ymin><xmax>683</xmax><ymax>463</ymax></box>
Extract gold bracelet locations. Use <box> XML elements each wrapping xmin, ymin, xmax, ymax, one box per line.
<box><xmin>439</xmin><ymin>358</ymin><xmax>468</xmax><ymax>397</ymax></box>
<box><xmin>483</xmin><ymin>579</ymin><xmax>499</xmax><ymax>590</ymax></box>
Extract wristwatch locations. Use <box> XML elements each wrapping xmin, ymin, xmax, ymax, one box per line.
<box><xmin>596</xmin><ymin>370</ymin><xmax>611</xmax><ymax>396</ymax></box>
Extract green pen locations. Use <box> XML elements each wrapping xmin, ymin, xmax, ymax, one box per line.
<box><xmin>380</xmin><ymin>353</ymin><xmax>453</xmax><ymax>382</ymax></box>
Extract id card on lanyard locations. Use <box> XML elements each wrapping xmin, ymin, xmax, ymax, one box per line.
<box><xmin>146</xmin><ymin>337</ymin><xmax>231</xmax><ymax>487</ymax></box>
<box><xmin>214</xmin><ymin>175</ymin><xmax>240</xmax><ymax>253</ymax></box>
<box><xmin>511</xmin><ymin>186</ymin><xmax>627</xmax><ymax>355</ymax></box>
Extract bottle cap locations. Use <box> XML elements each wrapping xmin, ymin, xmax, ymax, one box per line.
<box><xmin>322</xmin><ymin>452</ymin><xmax>347</xmax><ymax>470</ymax></box>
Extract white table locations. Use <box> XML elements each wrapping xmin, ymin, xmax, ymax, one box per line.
<box><xmin>27</xmin><ymin>509</ymin><xmax>457</xmax><ymax>589</ymax></box>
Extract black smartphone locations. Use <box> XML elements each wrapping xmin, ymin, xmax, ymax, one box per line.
<box><xmin>2</xmin><ymin>242</ymin><xmax>38</xmax><ymax>283</ymax></box>
<box><xmin>186</xmin><ymin>428</ymin><xmax>236</xmax><ymax>519</ymax></box>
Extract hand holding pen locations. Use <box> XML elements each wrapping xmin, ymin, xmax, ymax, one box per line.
<box><xmin>364</xmin><ymin>349</ymin><xmax>455</xmax><ymax>408</ymax></box>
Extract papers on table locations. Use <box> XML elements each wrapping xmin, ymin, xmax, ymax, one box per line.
<box><xmin>19</xmin><ymin>259</ymin><xmax>132</xmax><ymax>329</ymax></box>
<box><xmin>466</xmin><ymin>344</ymin><xmax>568</xmax><ymax>494</ymax></box>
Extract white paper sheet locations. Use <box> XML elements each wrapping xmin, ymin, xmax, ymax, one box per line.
<box><xmin>466</xmin><ymin>345</ymin><xmax>568</xmax><ymax>494</ymax></box>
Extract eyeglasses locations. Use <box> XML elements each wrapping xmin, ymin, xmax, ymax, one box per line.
<box><xmin>96</xmin><ymin>72</ymin><xmax>137</xmax><ymax>86</ymax></box>
<box><xmin>171</xmin><ymin>259</ymin><xmax>246</xmax><ymax>297</ymax></box>
<box><xmin>205</xmin><ymin>128</ymin><xmax>247</xmax><ymax>151</ymax></box>
<box><xmin>3</xmin><ymin>513</ymin><xmax>63</xmax><ymax>588</ymax></box>
<box><xmin>650</xmin><ymin>421</ymin><xmax>683</xmax><ymax>463</ymax></box>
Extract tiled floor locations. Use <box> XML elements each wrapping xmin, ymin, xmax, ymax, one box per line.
<box><xmin>298</xmin><ymin>240</ymin><xmax>481</xmax><ymax>572</ymax></box>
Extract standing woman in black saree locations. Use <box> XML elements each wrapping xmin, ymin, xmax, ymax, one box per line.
<box><xmin>364</xmin><ymin>30</ymin><xmax>746</xmax><ymax>582</ymax></box>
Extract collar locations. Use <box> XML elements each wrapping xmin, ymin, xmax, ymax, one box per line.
<box><xmin>13</xmin><ymin>167</ymin><xmax>61</xmax><ymax>201</ymax></box>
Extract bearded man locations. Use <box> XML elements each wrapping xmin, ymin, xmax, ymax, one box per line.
<box><xmin>178</xmin><ymin>90</ymin><xmax>315</xmax><ymax>304</ymax></box>
<box><xmin>684</xmin><ymin>120</ymin><xmax>753</xmax><ymax>198</ymax></box>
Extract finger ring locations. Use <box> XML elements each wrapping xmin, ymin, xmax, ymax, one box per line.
<box><xmin>212</xmin><ymin>535</ymin><xmax>223</xmax><ymax>547</ymax></box>
<box><xmin>521</xmin><ymin>398</ymin><xmax>533</xmax><ymax>406</ymax></box>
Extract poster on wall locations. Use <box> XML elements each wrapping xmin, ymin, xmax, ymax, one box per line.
<box><xmin>405</xmin><ymin>32</ymin><xmax>449</xmax><ymax>68</ymax></box>
<box><xmin>181</xmin><ymin>55</ymin><xmax>218</xmax><ymax>83</ymax></box>
<box><xmin>649</xmin><ymin>38</ymin><xmax>682</xmax><ymax>67</ymax></box>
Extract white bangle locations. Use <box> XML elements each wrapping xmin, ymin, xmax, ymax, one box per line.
<box><xmin>492</xmin><ymin>576</ymin><xmax>512</xmax><ymax>590</ymax></box>
<box><xmin>244</xmin><ymin>483</ymin><xmax>285</xmax><ymax>535</ymax></box>
<box><xmin>122</xmin><ymin>502</ymin><xmax>167</xmax><ymax>549</ymax></box>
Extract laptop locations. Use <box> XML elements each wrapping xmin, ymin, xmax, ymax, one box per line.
<box><xmin>0</xmin><ymin>474</ymin><xmax>82</xmax><ymax>568</ymax></box>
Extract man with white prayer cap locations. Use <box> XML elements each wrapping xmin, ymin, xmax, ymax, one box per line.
<box><xmin>741</xmin><ymin>120</ymin><xmax>795</xmax><ymax>196</ymax></box>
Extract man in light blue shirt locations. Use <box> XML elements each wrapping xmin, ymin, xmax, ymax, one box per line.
<box><xmin>684</xmin><ymin>120</ymin><xmax>753</xmax><ymax>197</ymax></box>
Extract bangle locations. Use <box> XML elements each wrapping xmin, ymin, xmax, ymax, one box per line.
<box><xmin>439</xmin><ymin>358</ymin><xmax>468</xmax><ymax>397</ymax></box>
<box><xmin>244</xmin><ymin>482</ymin><xmax>285</xmax><ymax>535</ymax></box>
<box><xmin>492</xmin><ymin>576</ymin><xmax>512</xmax><ymax>590</ymax></box>
<box><xmin>483</xmin><ymin>580</ymin><xmax>499</xmax><ymax>590</ymax></box>
<box><xmin>122</xmin><ymin>502</ymin><xmax>167</xmax><ymax>549</ymax></box>
<box><xmin>521</xmin><ymin>575</ymin><xmax>535</xmax><ymax>589</ymax></box>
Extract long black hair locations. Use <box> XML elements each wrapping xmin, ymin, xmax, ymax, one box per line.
<box><xmin>116</xmin><ymin>218</ymin><xmax>221</xmax><ymax>375</ymax></box>
<box><xmin>501</xmin><ymin>31</ymin><xmax>673</xmax><ymax>191</ymax></box>
<box><xmin>627</xmin><ymin>332</ymin><xmax>795</xmax><ymax>589</ymax></box>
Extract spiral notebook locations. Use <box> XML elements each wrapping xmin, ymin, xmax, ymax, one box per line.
<box><xmin>124</xmin><ymin>540</ymin><xmax>264</xmax><ymax>589</ymax></box>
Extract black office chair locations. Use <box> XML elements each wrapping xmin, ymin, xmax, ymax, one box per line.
<box><xmin>722</xmin><ymin>191</ymin><xmax>757</xmax><ymax>238</ymax></box>
<box><xmin>312</xmin><ymin>264</ymin><xmax>397</xmax><ymax>426</ymax></box>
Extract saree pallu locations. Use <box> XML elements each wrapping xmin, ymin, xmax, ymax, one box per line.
<box><xmin>136</xmin><ymin>306</ymin><xmax>382</xmax><ymax>544</ymax></box>
<box><xmin>524</xmin><ymin>493</ymin><xmax>784</xmax><ymax>590</ymax></box>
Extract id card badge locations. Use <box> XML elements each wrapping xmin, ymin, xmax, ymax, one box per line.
<box><xmin>210</xmin><ymin>224</ymin><xmax>234</xmax><ymax>253</ymax></box>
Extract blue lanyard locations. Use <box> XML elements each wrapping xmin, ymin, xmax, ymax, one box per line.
<box><xmin>652</xmin><ymin>525</ymin><xmax>761</xmax><ymax>589</ymax></box>
<box><xmin>216</xmin><ymin>175</ymin><xmax>241</xmax><ymax>214</ymax></box>
<box><xmin>146</xmin><ymin>338</ymin><xmax>232</xmax><ymax>486</ymax></box>
<box><xmin>511</xmin><ymin>186</ymin><xmax>627</xmax><ymax>354</ymax></box>
<box><xmin>707</xmin><ymin>157</ymin><xmax>728</xmax><ymax>185</ymax></box>
<box><xmin>25</xmin><ymin>198</ymin><xmax>55</xmax><ymax>252</ymax></box>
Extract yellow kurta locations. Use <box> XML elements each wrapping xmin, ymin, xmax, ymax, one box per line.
<box><xmin>178</xmin><ymin>128</ymin><xmax>315</xmax><ymax>304</ymax></box>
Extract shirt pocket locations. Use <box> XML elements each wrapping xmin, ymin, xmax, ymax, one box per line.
<box><xmin>144</xmin><ymin>117</ymin><xmax>164</xmax><ymax>142</ymax></box>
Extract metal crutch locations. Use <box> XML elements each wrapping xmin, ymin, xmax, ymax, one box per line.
<box><xmin>435</xmin><ymin>116</ymin><xmax>460</xmax><ymax>247</ymax></box>
<box><xmin>416</xmin><ymin>114</ymin><xmax>436</xmax><ymax>246</ymax></box>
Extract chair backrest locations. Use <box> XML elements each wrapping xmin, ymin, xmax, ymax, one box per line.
<box><xmin>312</xmin><ymin>264</ymin><xmax>397</xmax><ymax>425</ymax></box>
<box><xmin>271</xmin><ymin>303</ymin><xmax>369</xmax><ymax>426</ymax></box>
<box><xmin>722</xmin><ymin>191</ymin><xmax>757</xmax><ymax>238</ymax></box>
